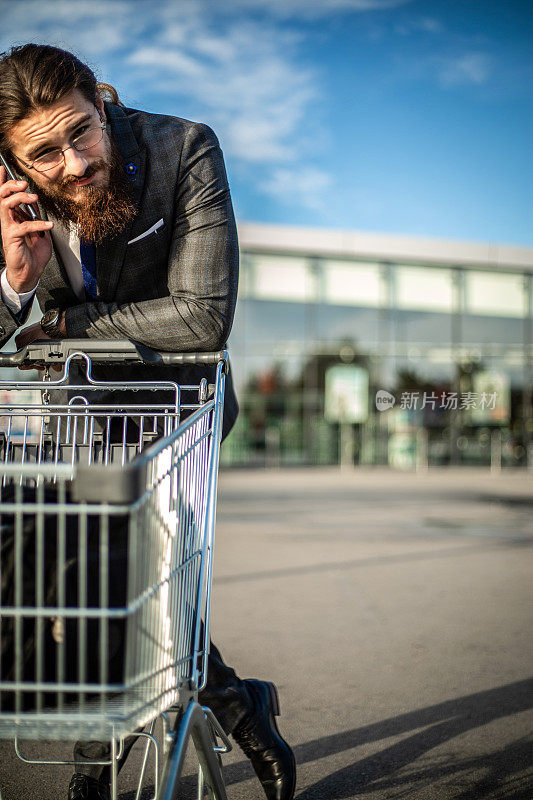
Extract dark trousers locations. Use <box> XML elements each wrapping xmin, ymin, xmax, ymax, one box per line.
<box><xmin>74</xmin><ymin>641</ymin><xmax>251</xmax><ymax>779</ymax></box>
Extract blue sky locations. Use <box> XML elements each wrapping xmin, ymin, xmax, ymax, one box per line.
<box><xmin>1</xmin><ymin>0</ymin><xmax>531</xmax><ymax>245</ymax></box>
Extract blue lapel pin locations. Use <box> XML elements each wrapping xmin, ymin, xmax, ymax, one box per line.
<box><xmin>125</xmin><ymin>162</ymin><xmax>137</xmax><ymax>181</ymax></box>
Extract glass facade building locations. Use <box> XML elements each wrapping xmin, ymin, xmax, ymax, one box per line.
<box><xmin>223</xmin><ymin>223</ymin><xmax>533</xmax><ymax>469</ymax></box>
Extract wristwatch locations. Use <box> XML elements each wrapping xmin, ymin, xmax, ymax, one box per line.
<box><xmin>41</xmin><ymin>308</ymin><xmax>63</xmax><ymax>339</ymax></box>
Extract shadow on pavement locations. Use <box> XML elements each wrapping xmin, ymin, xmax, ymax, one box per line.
<box><xmin>213</xmin><ymin>542</ymin><xmax>531</xmax><ymax>586</ymax></box>
<box><xmin>218</xmin><ymin>678</ymin><xmax>532</xmax><ymax>799</ymax></box>
<box><xmin>291</xmin><ymin>678</ymin><xmax>533</xmax><ymax>799</ymax></box>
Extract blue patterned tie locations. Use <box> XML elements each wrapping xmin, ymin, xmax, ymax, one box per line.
<box><xmin>79</xmin><ymin>240</ymin><xmax>97</xmax><ymax>300</ymax></box>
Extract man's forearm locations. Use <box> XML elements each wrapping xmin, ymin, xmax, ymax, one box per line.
<box><xmin>64</xmin><ymin>294</ymin><xmax>234</xmax><ymax>351</ymax></box>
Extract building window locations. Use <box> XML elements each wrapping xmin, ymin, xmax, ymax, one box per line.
<box><xmin>250</xmin><ymin>254</ymin><xmax>317</xmax><ymax>302</ymax></box>
<box><xmin>396</xmin><ymin>265</ymin><xmax>453</xmax><ymax>312</ymax></box>
<box><xmin>465</xmin><ymin>271</ymin><xmax>525</xmax><ymax>318</ymax></box>
<box><xmin>323</xmin><ymin>260</ymin><xmax>382</xmax><ymax>307</ymax></box>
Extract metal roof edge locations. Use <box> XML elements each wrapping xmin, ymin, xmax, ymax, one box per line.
<box><xmin>237</xmin><ymin>222</ymin><xmax>533</xmax><ymax>271</ymax></box>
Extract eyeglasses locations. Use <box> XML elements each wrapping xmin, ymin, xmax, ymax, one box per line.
<box><xmin>15</xmin><ymin>121</ymin><xmax>106</xmax><ymax>173</ymax></box>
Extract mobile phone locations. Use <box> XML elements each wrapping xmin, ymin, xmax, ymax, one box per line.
<box><xmin>0</xmin><ymin>152</ymin><xmax>39</xmax><ymax>221</ymax></box>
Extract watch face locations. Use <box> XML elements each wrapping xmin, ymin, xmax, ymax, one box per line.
<box><xmin>41</xmin><ymin>309</ymin><xmax>60</xmax><ymax>334</ymax></box>
<box><xmin>42</xmin><ymin>310</ymin><xmax>58</xmax><ymax>326</ymax></box>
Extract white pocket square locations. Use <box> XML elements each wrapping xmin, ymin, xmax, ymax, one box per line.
<box><xmin>128</xmin><ymin>218</ymin><xmax>164</xmax><ymax>245</ymax></box>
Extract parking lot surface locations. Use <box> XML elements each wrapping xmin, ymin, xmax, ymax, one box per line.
<box><xmin>0</xmin><ymin>467</ymin><xmax>531</xmax><ymax>799</ymax></box>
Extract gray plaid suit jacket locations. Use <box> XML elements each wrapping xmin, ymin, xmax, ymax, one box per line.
<box><xmin>0</xmin><ymin>103</ymin><xmax>239</xmax><ymax>437</ymax></box>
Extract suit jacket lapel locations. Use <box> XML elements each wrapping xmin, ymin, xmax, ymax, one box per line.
<box><xmin>96</xmin><ymin>103</ymin><xmax>146</xmax><ymax>301</ymax></box>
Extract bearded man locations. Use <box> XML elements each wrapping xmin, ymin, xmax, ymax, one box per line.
<box><xmin>0</xmin><ymin>43</ymin><xmax>295</xmax><ymax>800</ymax></box>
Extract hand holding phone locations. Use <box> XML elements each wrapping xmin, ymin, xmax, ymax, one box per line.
<box><xmin>0</xmin><ymin>159</ymin><xmax>54</xmax><ymax>294</ymax></box>
<box><xmin>0</xmin><ymin>154</ymin><xmax>39</xmax><ymax>221</ymax></box>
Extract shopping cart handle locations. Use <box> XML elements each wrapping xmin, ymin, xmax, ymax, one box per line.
<box><xmin>0</xmin><ymin>339</ymin><xmax>228</xmax><ymax>367</ymax></box>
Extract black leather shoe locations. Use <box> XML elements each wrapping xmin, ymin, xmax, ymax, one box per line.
<box><xmin>67</xmin><ymin>773</ymin><xmax>110</xmax><ymax>800</ymax></box>
<box><xmin>232</xmin><ymin>679</ymin><xmax>296</xmax><ymax>800</ymax></box>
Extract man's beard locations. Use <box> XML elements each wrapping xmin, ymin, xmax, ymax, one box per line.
<box><xmin>34</xmin><ymin>138</ymin><xmax>137</xmax><ymax>244</ymax></box>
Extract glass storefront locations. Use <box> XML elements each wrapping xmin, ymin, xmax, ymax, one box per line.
<box><xmin>223</xmin><ymin>240</ymin><xmax>533</xmax><ymax>469</ymax></box>
<box><xmin>0</xmin><ymin>224</ymin><xmax>529</xmax><ymax>470</ymax></box>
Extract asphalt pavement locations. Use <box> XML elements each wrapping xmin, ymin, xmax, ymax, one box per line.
<box><xmin>0</xmin><ymin>467</ymin><xmax>531</xmax><ymax>799</ymax></box>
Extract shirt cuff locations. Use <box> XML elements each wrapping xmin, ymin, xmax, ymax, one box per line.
<box><xmin>1</xmin><ymin>269</ymin><xmax>38</xmax><ymax>314</ymax></box>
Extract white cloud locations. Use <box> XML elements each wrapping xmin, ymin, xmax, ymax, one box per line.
<box><xmin>418</xmin><ymin>17</ymin><xmax>444</xmax><ymax>34</ymax></box>
<box><xmin>395</xmin><ymin>16</ymin><xmax>444</xmax><ymax>36</ymax></box>
<box><xmin>0</xmin><ymin>0</ymin><xmax>419</xmax><ymax>213</ymax></box>
<box><xmin>125</xmin><ymin>17</ymin><xmax>318</xmax><ymax>165</ymax></box>
<box><xmin>228</xmin><ymin>0</ymin><xmax>415</xmax><ymax>16</ymax></box>
<box><xmin>260</xmin><ymin>167</ymin><xmax>333</xmax><ymax>212</ymax></box>
<box><xmin>0</xmin><ymin>1</ymin><xmax>144</xmax><ymax>57</ymax></box>
<box><xmin>439</xmin><ymin>53</ymin><xmax>491</xmax><ymax>87</ymax></box>
<box><xmin>129</xmin><ymin>47</ymin><xmax>204</xmax><ymax>79</ymax></box>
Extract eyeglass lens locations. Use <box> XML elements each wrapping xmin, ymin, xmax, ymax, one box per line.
<box><xmin>33</xmin><ymin>126</ymin><xmax>104</xmax><ymax>172</ymax></box>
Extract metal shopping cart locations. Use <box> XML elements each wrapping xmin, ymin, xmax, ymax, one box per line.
<box><xmin>0</xmin><ymin>339</ymin><xmax>231</xmax><ymax>800</ymax></box>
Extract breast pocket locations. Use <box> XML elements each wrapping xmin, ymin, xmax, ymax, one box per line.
<box><xmin>122</xmin><ymin>218</ymin><xmax>171</xmax><ymax>301</ymax></box>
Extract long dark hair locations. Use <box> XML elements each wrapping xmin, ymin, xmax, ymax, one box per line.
<box><xmin>0</xmin><ymin>43</ymin><xmax>120</xmax><ymax>150</ymax></box>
